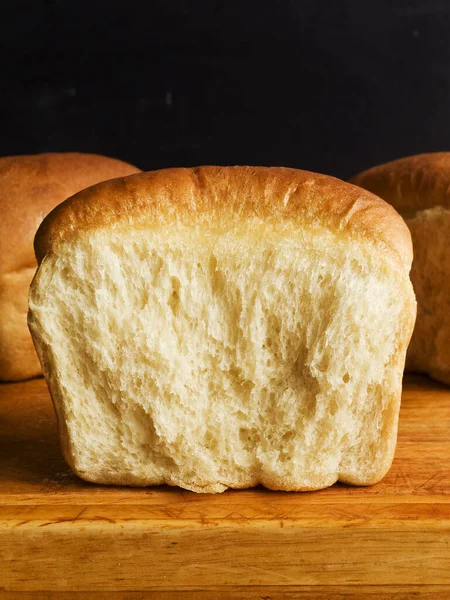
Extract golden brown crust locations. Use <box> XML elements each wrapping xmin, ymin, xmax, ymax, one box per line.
<box><xmin>0</xmin><ymin>152</ymin><xmax>140</xmax><ymax>381</ymax></box>
<box><xmin>350</xmin><ymin>153</ymin><xmax>450</xmax><ymax>385</ymax></box>
<box><xmin>404</xmin><ymin>207</ymin><xmax>450</xmax><ymax>384</ymax></box>
<box><xmin>0</xmin><ymin>152</ymin><xmax>140</xmax><ymax>275</ymax></box>
<box><xmin>0</xmin><ymin>267</ymin><xmax>39</xmax><ymax>380</ymax></box>
<box><xmin>350</xmin><ymin>152</ymin><xmax>450</xmax><ymax>217</ymax></box>
<box><xmin>35</xmin><ymin>166</ymin><xmax>413</xmax><ymax>273</ymax></box>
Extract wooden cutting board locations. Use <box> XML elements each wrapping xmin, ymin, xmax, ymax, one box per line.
<box><xmin>0</xmin><ymin>375</ymin><xmax>449</xmax><ymax>599</ymax></box>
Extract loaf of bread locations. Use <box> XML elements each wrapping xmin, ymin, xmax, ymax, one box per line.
<box><xmin>0</xmin><ymin>152</ymin><xmax>140</xmax><ymax>381</ymax></box>
<box><xmin>351</xmin><ymin>153</ymin><xmax>450</xmax><ymax>385</ymax></box>
<box><xmin>28</xmin><ymin>166</ymin><xmax>416</xmax><ymax>492</ymax></box>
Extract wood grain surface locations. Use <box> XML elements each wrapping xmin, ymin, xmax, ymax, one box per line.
<box><xmin>0</xmin><ymin>375</ymin><xmax>449</xmax><ymax>597</ymax></box>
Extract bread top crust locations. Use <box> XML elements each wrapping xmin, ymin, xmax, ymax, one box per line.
<box><xmin>0</xmin><ymin>152</ymin><xmax>140</xmax><ymax>274</ymax></box>
<box><xmin>35</xmin><ymin>166</ymin><xmax>413</xmax><ymax>272</ymax></box>
<box><xmin>350</xmin><ymin>152</ymin><xmax>450</xmax><ymax>217</ymax></box>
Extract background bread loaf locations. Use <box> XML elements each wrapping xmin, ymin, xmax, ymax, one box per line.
<box><xmin>0</xmin><ymin>152</ymin><xmax>140</xmax><ymax>381</ymax></box>
<box><xmin>351</xmin><ymin>153</ymin><xmax>450</xmax><ymax>385</ymax></box>
<box><xmin>28</xmin><ymin>166</ymin><xmax>416</xmax><ymax>492</ymax></box>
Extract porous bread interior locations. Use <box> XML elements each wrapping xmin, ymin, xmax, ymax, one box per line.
<box><xmin>406</xmin><ymin>206</ymin><xmax>450</xmax><ymax>384</ymax></box>
<box><xmin>29</xmin><ymin>225</ymin><xmax>412</xmax><ymax>493</ymax></box>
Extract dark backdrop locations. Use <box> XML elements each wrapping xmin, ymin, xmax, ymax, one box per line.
<box><xmin>1</xmin><ymin>0</ymin><xmax>450</xmax><ymax>179</ymax></box>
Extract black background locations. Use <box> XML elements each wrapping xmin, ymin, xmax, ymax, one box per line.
<box><xmin>1</xmin><ymin>0</ymin><xmax>449</xmax><ymax>179</ymax></box>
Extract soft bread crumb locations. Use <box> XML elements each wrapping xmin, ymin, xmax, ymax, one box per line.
<box><xmin>29</xmin><ymin>224</ymin><xmax>414</xmax><ymax>493</ymax></box>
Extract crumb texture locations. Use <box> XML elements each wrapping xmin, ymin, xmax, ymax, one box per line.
<box><xmin>29</xmin><ymin>224</ymin><xmax>414</xmax><ymax>493</ymax></box>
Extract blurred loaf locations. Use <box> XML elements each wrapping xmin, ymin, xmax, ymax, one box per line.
<box><xmin>29</xmin><ymin>166</ymin><xmax>416</xmax><ymax>492</ymax></box>
<box><xmin>0</xmin><ymin>152</ymin><xmax>140</xmax><ymax>381</ymax></box>
<box><xmin>351</xmin><ymin>152</ymin><xmax>450</xmax><ymax>385</ymax></box>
